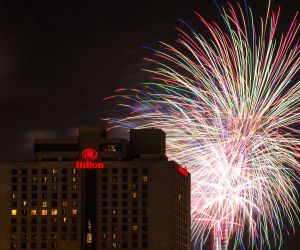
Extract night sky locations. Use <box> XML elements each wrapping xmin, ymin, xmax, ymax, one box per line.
<box><xmin>0</xmin><ymin>0</ymin><xmax>299</xmax><ymax>248</ymax></box>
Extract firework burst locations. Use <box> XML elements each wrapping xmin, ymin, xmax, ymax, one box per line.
<box><xmin>104</xmin><ymin>1</ymin><xmax>300</xmax><ymax>249</ymax></box>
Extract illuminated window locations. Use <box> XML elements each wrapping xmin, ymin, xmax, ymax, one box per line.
<box><xmin>142</xmin><ymin>176</ymin><xmax>148</xmax><ymax>182</ymax></box>
<box><xmin>112</xmin><ymin>176</ymin><xmax>118</xmax><ymax>183</ymax></box>
<box><xmin>102</xmin><ymin>233</ymin><xmax>107</xmax><ymax>239</ymax></box>
<box><xmin>52</xmin><ymin>168</ymin><xmax>58</xmax><ymax>174</ymax></box>
<box><xmin>132</xmin><ymin>192</ymin><xmax>137</xmax><ymax>199</ymax></box>
<box><xmin>51</xmin><ymin>209</ymin><xmax>57</xmax><ymax>215</ymax></box>
<box><xmin>72</xmin><ymin>185</ymin><xmax>77</xmax><ymax>191</ymax></box>
<box><xmin>72</xmin><ymin>209</ymin><xmax>78</xmax><ymax>215</ymax></box>
<box><xmin>11</xmin><ymin>210</ymin><xmax>17</xmax><ymax>216</ymax></box>
<box><xmin>22</xmin><ymin>201</ymin><xmax>27</xmax><ymax>208</ymax></box>
<box><xmin>72</xmin><ymin>201</ymin><xmax>78</xmax><ymax>207</ymax></box>
<box><xmin>32</xmin><ymin>176</ymin><xmax>38</xmax><ymax>183</ymax></box>
<box><xmin>52</xmin><ymin>176</ymin><xmax>57</xmax><ymax>183</ymax></box>
<box><xmin>72</xmin><ymin>177</ymin><xmax>77</xmax><ymax>182</ymax></box>
<box><xmin>72</xmin><ymin>168</ymin><xmax>77</xmax><ymax>174</ymax></box>
<box><xmin>62</xmin><ymin>217</ymin><xmax>67</xmax><ymax>224</ymax></box>
<box><xmin>31</xmin><ymin>210</ymin><xmax>37</xmax><ymax>216</ymax></box>
<box><xmin>112</xmin><ymin>233</ymin><xmax>117</xmax><ymax>240</ymax></box>
<box><xmin>62</xmin><ymin>201</ymin><xmax>68</xmax><ymax>207</ymax></box>
<box><xmin>42</xmin><ymin>201</ymin><xmax>47</xmax><ymax>207</ymax></box>
<box><xmin>42</xmin><ymin>176</ymin><xmax>47</xmax><ymax>183</ymax></box>
<box><xmin>108</xmin><ymin>144</ymin><xmax>117</xmax><ymax>152</ymax></box>
<box><xmin>52</xmin><ymin>185</ymin><xmax>57</xmax><ymax>191</ymax></box>
<box><xmin>112</xmin><ymin>242</ymin><xmax>117</xmax><ymax>248</ymax></box>
<box><xmin>41</xmin><ymin>209</ymin><xmax>47</xmax><ymax>216</ymax></box>
<box><xmin>12</xmin><ymin>193</ymin><xmax>17</xmax><ymax>200</ymax></box>
<box><xmin>112</xmin><ymin>209</ymin><xmax>117</xmax><ymax>215</ymax></box>
<box><xmin>132</xmin><ymin>184</ymin><xmax>137</xmax><ymax>190</ymax></box>
<box><xmin>132</xmin><ymin>225</ymin><xmax>138</xmax><ymax>231</ymax></box>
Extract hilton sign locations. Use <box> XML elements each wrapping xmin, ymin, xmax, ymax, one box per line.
<box><xmin>75</xmin><ymin>148</ymin><xmax>104</xmax><ymax>169</ymax></box>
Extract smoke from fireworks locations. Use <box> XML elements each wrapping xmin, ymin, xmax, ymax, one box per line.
<box><xmin>104</xmin><ymin>1</ymin><xmax>300</xmax><ymax>249</ymax></box>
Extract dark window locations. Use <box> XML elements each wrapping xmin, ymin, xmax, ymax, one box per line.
<box><xmin>11</xmin><ymin>218</ymin><xmax>17</xmax><ymax>224</ymax></box>
<box><xmin>142</xmin><ymin>233</ymin><xmax>148</xmax><ymax>240</ymax></box>
<box><xmin>102</xmin><ymin>176</ymin><xmax>107</xmax><ymax>182</ymax></box>
<box><xmin>21</xmin><ymin>177</ymin><xmax>27</xmax><ymax>183</ymax></box>
<box><xmin>102</xmin><ymin>193</ymin><xmax>108</xmax><ymax>199</ymax></box>
<box><xmin>102</xmin><ymin>217</ymin><xmax>107</xmax><ymax>223</ymax></box>
<box><xmin>112</xmin><ymin>201</ymin><xmax>118</xmax><ymax>207</ymax></box>
<box><xmin>122</xmin><ymin>209</ymin><xmax>127</xmax><ymax>214</ymax></box>
<box><xmin>112</xmin><ymin>168</ymin><xmax>118</xmax><ymax>174</ymax></box>
<box><xmin>132</xmin><ymin>217</ymin><xmax>137</xmax><ymax>223</ymax></box>
<box><xmin>21</xmin><ymin>169</ymin><xmax>27</xmax><ymax>175</ymax></box>
<box><xmin>142</xmin><ymin>193</ymin><xmax>148</xmax><ymax>199</ymax></box>
<box><xmin>112</xmin><ymin>184</ymin><xmax>118</xmax><ymax>190</ymax></box>
<box><xmin>122</xmin><ymin>217</ymin><xmax>127</xmax><ymax>223</ymax></box>
<box><xmin>32</xmin><ymin>201</ymin><xmax>38</xmax><ymax>207</ymax></box>
<box><xmin>34</xmin><ymin>143</ymin><xmax>78</xmax><ymax>152</ymax></box>
<box><xmin>102</xmin><ymin>225</ymin><xmax>107</xmax><ymax>231</ymax></box>
<box><xmin>72</xmin><ymin>193</ymin><xmax>77</xmax><ymax>199</ymax></box>
<box><xmin>102</xmin><ymin>184</ymin><xmax>107</xmax><ymax>190</ymax></box>
<box><xmin>132</xmin><ymin>168</ymin><xmax>138</xmax><ymax>174</ymax></box>
<box><xmin>21</xmin><ymin>243</ymin><xmax>26</xmax><ymax>249</ymax></box>
<box><xmin>32</xmin><ymin>218</ymin><xmax>37</xmax><ymax>224</ymax></box>
<box><xmin>142</xmin><ymin>168</ymin><xmax>148</xmax><ymax>174</ymax></box>
<box><xmin>51</xmin><ymin>226</ymin><xmax>57</xmax><ymax>232</ymax></box>
<box><xmin>42</xmin><ymin>185</ymin><xmax>47</xmax><ymax>191</ymax></box>
<box><xmin>52</xmin><ymin>201</ymin><xmax>57</xmax><ymax>207</ymax></box>
<box><xmin>122</xmin><ymin>168</ymin><xmax>127</xmax><ymax>174</ymax></box>
<box><xmin>62</xmin><ymin>185</ymin><xmax>68</xmax><ymax>191</ymax></box>
<box><xmin>12</xmin><ymin>169</ymin><xmax>17</xmax><ymax>175</ymax></box>
<box><xmin>132</xmin><ymin>176</ymin><xmax>138</xmax><ymax>182</ymax></box>
<box><xmin>62</xmin><ymin>193</ymin><xmax>67</xmax><ymax>199</ymax></box>
<box><xmin>142</xmin><ymin>217</ymin><xmax>148</xmax><ymax>223</ymax></box>
<box><xmin>71</xmin><ymin>217</ymin><xmax>77</xmax><ymax>224</ymax></box>
<box><xmin>62</xmin><ymin>176</ymin><xmax>68</xmax><ymax>182</ymax></box>
<box><xmin>31</xmin><ymin>226</ymin><xmax>37</xmax><ymax>232</ymax></box>
<box><xmin>31</xmin><ymin>243</ymin><xmax>37</xmax><ymax>248</ymax></box>
<box><xmin>102</xmin><ymin>209</ymin><xmax>107</xmax><ymax>215</ymax></box>
<box><xmin>122</xmin><ymin>193</ymin><xmax>128</xmax><ymax>199</ymax></box>
<box><xmin>142</xmin><ymin>201</ymin><xmax>147</xmax><ymax>207</ymax></box>
<box><xmin>122</xmin><ymin>176</ymin><xmax>128</xmax><ymax>182</ymax></box>
<box><xmin>21</xmin><ymin>218</ymin><xmax>27</xmax><ymax>224</ymax></box>
<box><xmin>142</xmin><ymin>242</ymin><xmax>148</xmax><ymax>248</ymax></box>
<box><xmin>61</xmin><ymin>226</ymin><xmax>67</xmax><ymax>232</ymax></box>
<box><xmin>122</xmin><ymin>242</ymin><xmax>128</xmax><ymax>248</ymax></box>
<box><xmin>132</xmin><ymin>209</ymin><xmax>138</xmax><ymax>215</ymax></box>
<box><xmin>12</xmin><ymin>177</ymin><xmax>17</xmax><ymax>183</ymax></box>
<box><xmin>142</xmin><ymin>184</ymin><xmax>148</xmax><ymax>191</ymax></box>
<box><xmin>41</xmin><ymin>225</ymin><xmax>47</xmax><ymax>233</ymax></box>
<box><xmin>11</xmin><ymin>226</ymin><xmax>17</xmax><ymax>232</ymax></box>
<box><xmin>71</xmin><ymin>234</ymin><xmax>77</xmax><ymax>240</ymax></box>
<box><xmin>132</xmin><ymin>242</ymin><xmax>137</xmax><ymax>248</ymax></box>
<box><xmin>32</xmin><ymin>185</ymin><xmax>37</xmax><ymax>191</ymax></box>
<box><xmin>42</xmin><ymin>193</ymin><xmax>47</xmax><ymax>199</ymax></box>
<box><xmin>122</xmin><ymin>184</ymin><xmax>127</xmax><ymax>190</ymax></box>
<box><xmin>132</xmin><ymin>233</ymin><xmax>138</xmax><ymax>240</ymax></box>
<box><xmin>132</xmin><ymin>201</ymin><xmax>138</xmax><ymax>207</ymax></box>
<box><xmin>41</xmin><ymin>242</ymin><xmax>47</xmax><ymax>248</ymax></box>
<box><xmin>122</xmin><ymin>201</ymin><xmax>128</xmax><ymax>207</ymax></box>
<box><xmin>112</xmin><ymin>193</ymin><xmax>118</xmax><ymax>199</ymax></box>
<box><xmin>42</xmin><ymin>169</ymin><xmax>48</xmax><ymax>174</ymax></box>
<box><xmin>142</xmin><ymin>225</ymin><xmax>148</xmax><ymax>231</ymax></box>
<box><xmin>62</xmin><ymin>169</ymin><xmax>68</xmax><ymax>174</ymax></box>
<box><xmin>102</xmin><ymin>201</ymin><xmax>108</xmax><ymax>207</ymax></box>
<box><xmin>52</xmin><ymin>193</ymin><xmax>57</xmax><ymax>199</ymax></box>
<box><xmin>41</xmin><ymin>218</ymin><xmax>47</xmax><ymax>224</ymax></box>
<box><xmin>112</xmin><ymin>217</ymin><xmax>117</xmax><ymax>223</ymax></box>
<box><xmin>11</xmin><ymin>201</ymin><xmax>17</xmax><ymax>207</ymax></box>
<box><xmin>32</xmin><ymin>169</ymin><xmax>37</xmax><ymax>175</ymax></box>
<box><xmin>12</xmin><ymin>185</ymin><xmax>17</xmax><ymax>191</ymax></box>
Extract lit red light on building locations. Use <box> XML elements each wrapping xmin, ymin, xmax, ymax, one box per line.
<box><xmin>178</xmin><ymin>165</ymin><xmax>189</xmax><ymax>177</ymax></box>
<box><xmin>75</xmin><ymin>148</ymin><xmax>104</xmax><ymax>169</ymax></box>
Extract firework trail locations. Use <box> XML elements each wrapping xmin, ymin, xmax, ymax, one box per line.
<box><xmin>104</xmin><ymin>1</ymin><xmax>300</xmax><ymax>249</ymax></box>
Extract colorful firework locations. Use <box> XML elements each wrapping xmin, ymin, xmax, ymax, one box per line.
<box><xmin>104</xmin><ymin>1</ymin><xmax>300</xmax><ymax>249</ymax></box>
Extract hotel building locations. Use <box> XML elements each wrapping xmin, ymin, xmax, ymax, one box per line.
<box><xmin>0</xmin><ymin>126</ymin><xmax>191</xmax><ymax>250</ymax></box>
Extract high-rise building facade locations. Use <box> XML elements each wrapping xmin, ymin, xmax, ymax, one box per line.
<box><xmin>0</xmin><ymin>126</ymin><xmax>191</xmax><ymax>250</ymax></box>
